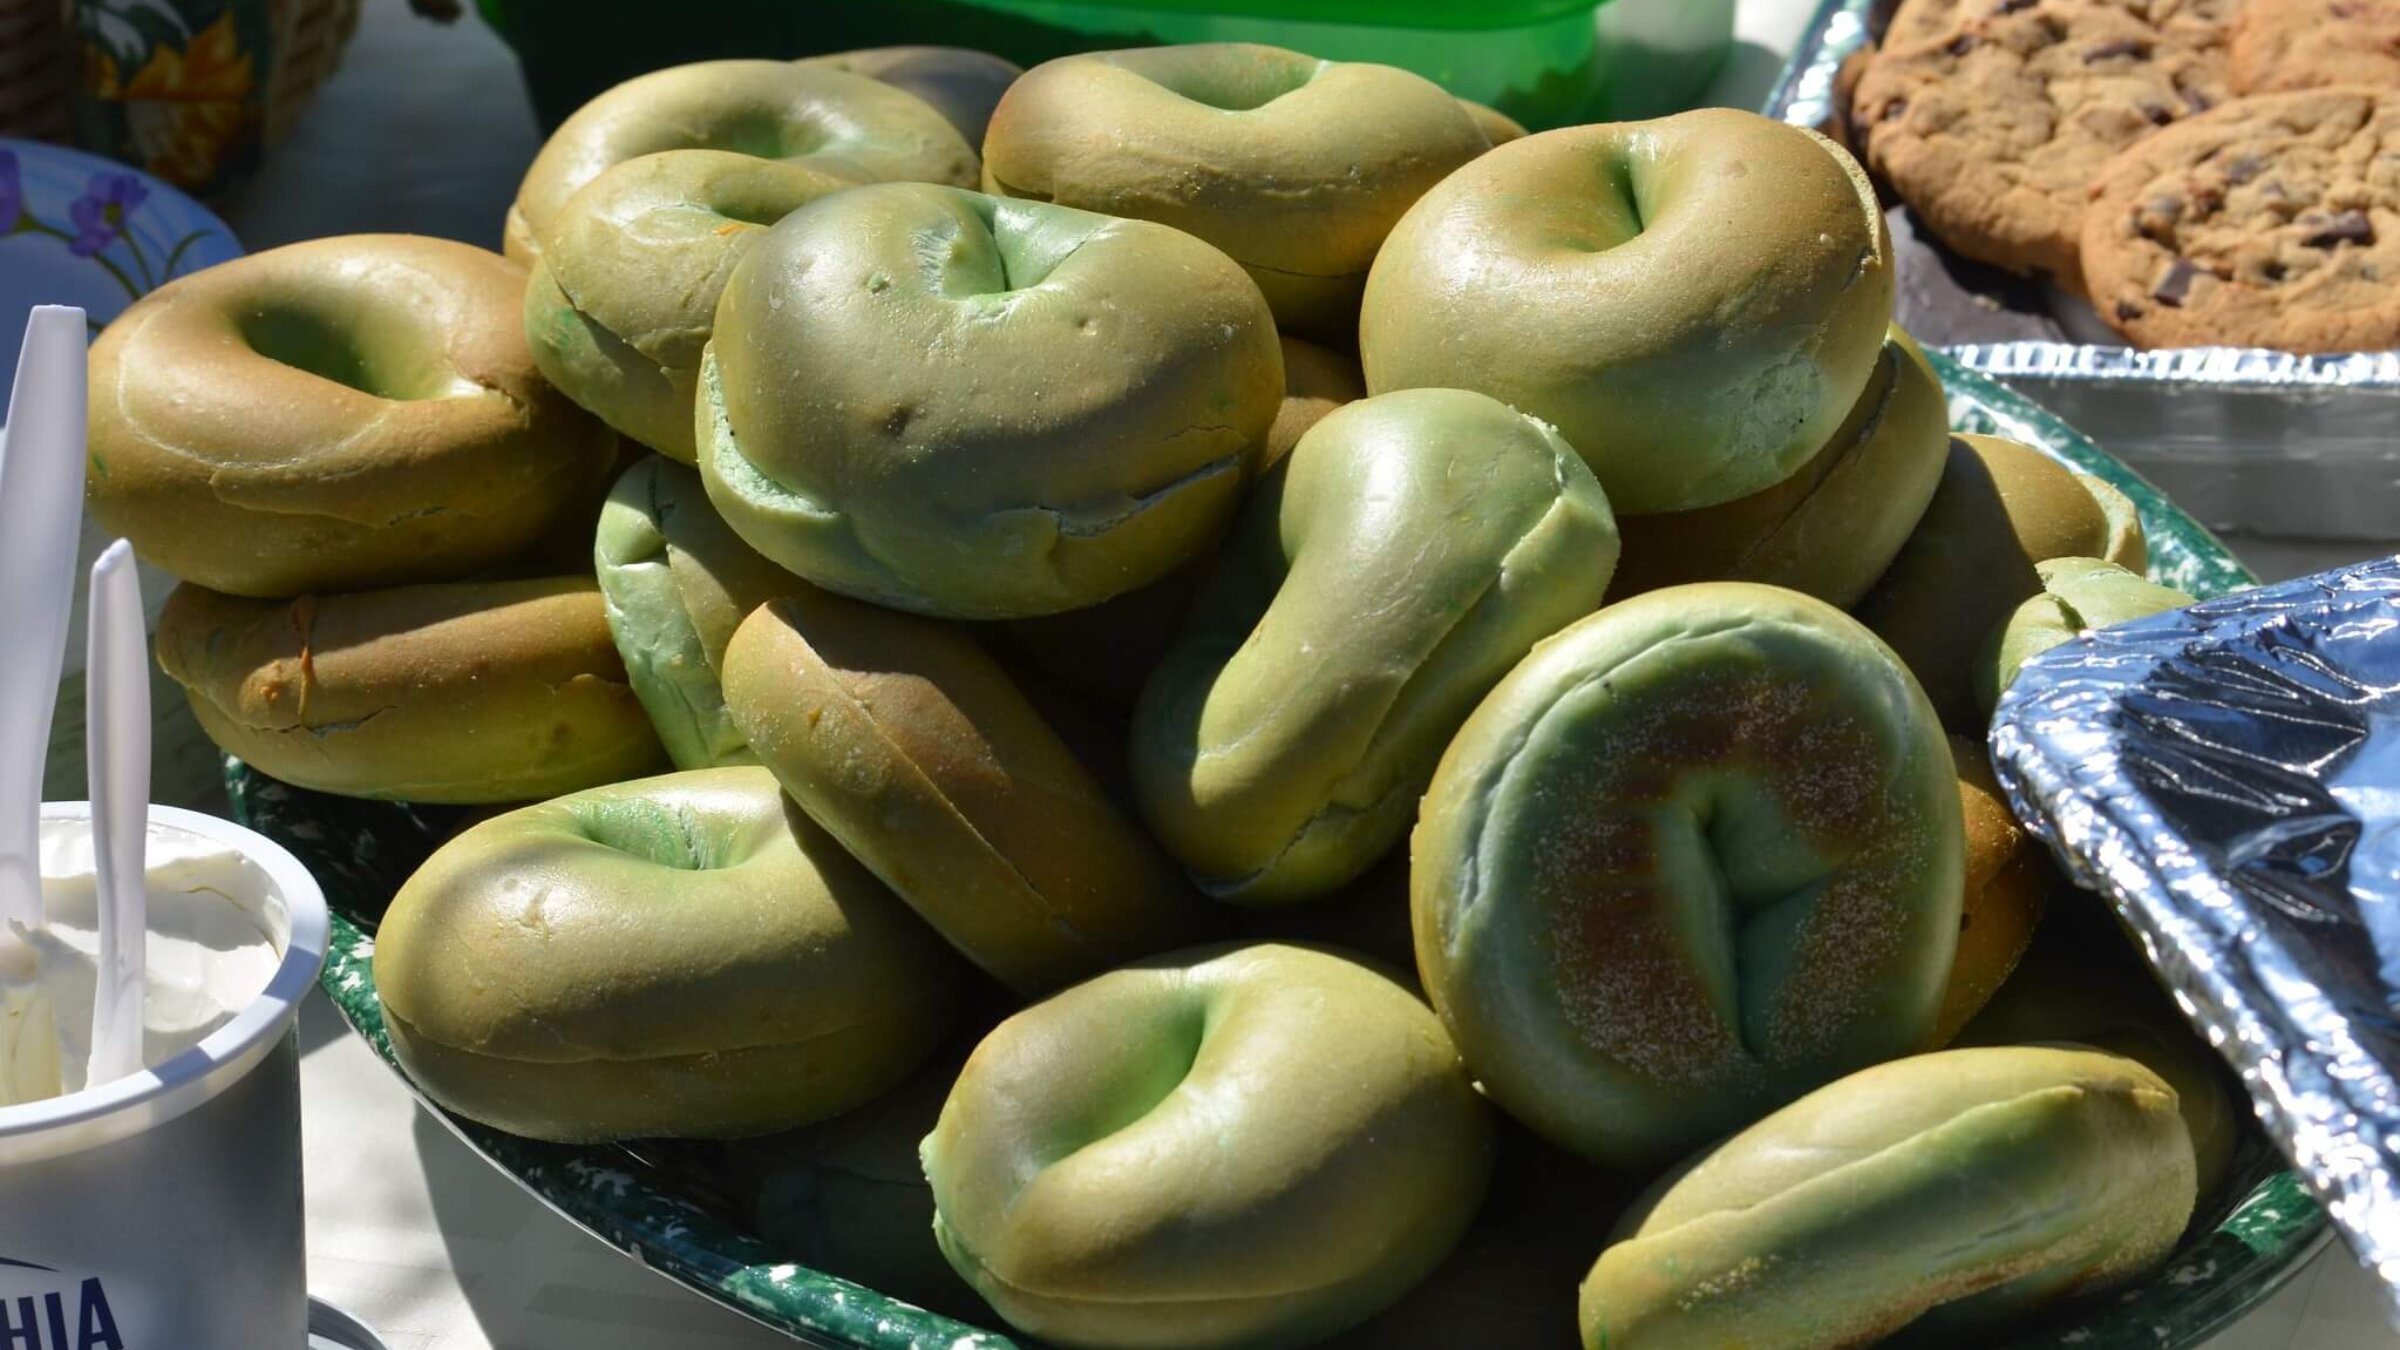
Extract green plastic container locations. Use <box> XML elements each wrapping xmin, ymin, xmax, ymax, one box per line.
<box><xmin>474</xmin><ymin>0</ymin><xmax>1735</xmax><ymax>132</ymax></box>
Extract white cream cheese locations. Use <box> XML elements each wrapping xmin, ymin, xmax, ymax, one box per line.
<box><xmin>0</xmin><ymin>817</ymin><xmax>285</xmax><ymax>1106</ymax></box>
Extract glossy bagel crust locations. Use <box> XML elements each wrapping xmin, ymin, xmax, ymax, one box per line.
<box><xmin>1359</xmin><ymin>109</ymin><xmax>1895</xmax><ymax>515</ymax></box>
<box><xmin>505</xmin><ymin>60</ymin><xmax>978</xmax><ymax>264</ymax></box>
<box><xmin>1458</xmin><ymin>97</ymin><xmax>1528</xmax><ymax>146</ymax></box>
<box><xmin>1412</xmin><ymin>582</ymin><xmax>1964</xmax><ymax>1166</ymax></box>
<box><xmin>1930</xmin><ymin>736</ymin><xmax>2050</xmax><ymax>1048</ymax></box>
<box><xmin>87</xmin><ymin>234</ymin><xmax>619</xmax><ymax>598</ymax></box>
<box><xmin>1133</xmin><ymin>389</ymin><xmax>1620</xmax><ymax>904</ymax></box>
<box><xmin>982</xmin><ymin>43</ymin><xmax>1492</xmax><ymax>337</ymax></box>
<box><xmin>720</xmin><ymin>589</ymin><xmax>1205</xmax><ymax>995</ymax></box>
<box><xmin>1957</xmin><ymin>907</ymin><xmax>2241</xmax><ymax>1194</ymax></box>
<box><xmin>1265</xmin><ymin>335</ymin><xmax>1365</xmax><ymax>470</ymax></box>
<box><xmin>527</xmin><ymin>150</ymin><xmax>853</xmax><ymax>462</ymax></box>
<box><xmin>594</xmin><ymin>455</ymin><xmax>801</xmax><ymax>770</ymax></box>
<box><xmin>1978</xmin><ymin>556</ymin><xmax>2194</xmax><ymax>713</ymax></box>
<box><xmin>375</xmin><ymin>766</ymin><xmax>961</xmax><ymax>1142</ymax></box>
<box><xmin>699</xmin><ymin>183</ymin><xmax>1281</xmax><ymax>620</ymax></box>
<box><xmin>1852</xmin><ymin>434</ymin><xmax>2114</xmax><ymax>732</ymax></box>
<box><xmin>2079</xmin><ymin>472</ymin><xmax>2151</xmax><ymax>574</ymax></box>
<box><xmin>923</xmin><ymin>942</ymin><xmax>1495</xmax><ymax>1350</ymax></box>
<box><xmin>1607</xmin><ymin>330</ymin><xmax>1948</xmax><ymax>607</ymax></box>
<box><xmin>156</xmin><ymin>576</ymin><xmax>666</xmax><ymax>804</ymax></box>
<box><xmin>795</xmin><ymin>46</ymin><xmax>1025</xmax><ymax>146</ymax></box>
<box><xmin>1579</xmin><ymin>1046</ymin><xmax>2196</xmax><ymax>1349</ymax></box>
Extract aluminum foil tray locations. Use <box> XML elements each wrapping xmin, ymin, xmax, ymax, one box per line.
<box><xmin>1766</xmin><ymin>0</ymin><xmax>2400</xmax><ymax>543</ymax></box>
<box><xmin>1994</xmin><ymin>552</ymin><xmax>2400</xmax><ymax>1326</ymax></box>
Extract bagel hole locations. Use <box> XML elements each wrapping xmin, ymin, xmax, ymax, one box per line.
<box><xmin>707</xmin><ymin>196</ymin><xmax>799</xmax><ymax>229</ymax></box>
<box><xmin>1141</xmin><ymin>59</ymin><xmax>1320</xmax><ymax>112</ymax></box>
<box><xmin>565</xmin><ymin>799</ymin><xmax>731</xmax><ymax>872</ymax></box>
<box><xmin>1043</xmin><ymin>996</ymin><xmax>1207</xmax><ymax>1166</ymax></box>
<box><xmin>706</xmin><ymin>110</ymin><xmax>827</xmax><ymax>163</ymax></box>
<box><xmin>239</xmin><ymin>307</ymin><xmax>454</xmax><ymax>402</ymax></box>
<box><xmin>939</xmin><ymin>198</ymin><xmax>1096</xmax><ymax>299</ymax></box>
<box><xmin>1704</xmin><ymin>781</ymin><xmax>1843</xmax><ymax>1055</ymax></box>
<box><xmin>1563</xmin><ymin>154</ymin><xmax>1647</xmax><ymax>253</ymax></box>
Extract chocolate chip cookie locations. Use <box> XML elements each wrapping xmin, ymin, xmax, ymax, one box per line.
<box><xmin>2231</xmin><ymin>0</ymin><xmax>2400</xmax><ymax>94</ymax></box>
<box><xmin>2083</xmin><ymin>87</ymin><xmax>2400</xmax><ymax>350</ymax></box>
<box><xmin>1856</xmin><ymin>0</ymin><xmax>2237</xmax><ymax>287</ymax></box>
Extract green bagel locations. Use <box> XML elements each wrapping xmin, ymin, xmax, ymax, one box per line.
<box><xmin>720</xmin><ymin>588</ymin><xmax>1208</xmax><ymax>995</ymax></box>
<box><xmin>506</xmin><ymin>60</ymin><xmax>978</xmax><ymax>265</ymax></box>
<box><xmin>527</xmin><ymin>150</ymin><xmax>853</xmax><ymax>462</ymax></box>
<box><xmin>374</xmin><ymin>766</ymin><xmax>963</xmax><ymax>1142</ymax></box>
<box><xmin>1929</xmin><ymin>736</ymin><xmax>2052</xmax><ymax>1049</ymax></box>
<box><xmin>1457</xmin><ymin>97</ymin><xmax>1528</xmax><ymax>147</ymax></box>
<box><xmin>924</xmin><ymin>942</ymin><xmax>1495</xmax><ymax>1350</ymax></box>
<box><xmin>1266</xmin><ymin>335</ymin><xmax>1364</xmax><ymax>470</ymax></box>
<box><xmin>981</xmin><ymin>43</ymin><xmax>1492</xmax><ymax>339</ymax></box>
<box><xmin>1853</xmin><ymin>434</ymin><xmax>2116</xmax><ymax>732</ymax></box>
<box><xmin>1579</xmin><ymin>1046</ymin><xmax>2196</xmax><ymax>1349</ymax></box>
<box><xmin>699</xmin><ymin>183</ymin><xmax>1281</xmax><ymax>620</ymax></box>
<box><xmin>156</xmin><ymin>576</ymin><xmax>666</xmax><ymax>804</ymax></box>
<box><xmin>87</xmin><ymin>234</ymin><xmax>619</xmax><ymax>598</ymax></box>
<box><xmin>594</xmin><ymin>455</ymin><xmax>801</xmax><ymax>769</ymax></box>
<box><xmin>1132</xmin><ymin>388</ymin><xmax>1620</xmax><ymax>904</ymax></box>
<box><xmin>1412</xmin><ymin>582</ymin><xmax>1964</xmax><ymax>1166</ymax></box>
<box><xmin>795</xmin><ymin>46</ymin><xmax>1024</xmax><ymax>145</ymax></box>
<box><xmin>2078</xmin><ymin>472</ymin><xmax>2151</xmax><ymax>573</ymax></box>
<box><xmin>1977</xmin><ymin>557</ymin><xmax>2195</xmax><ymax>713</ymax></box>
<box><xmin>1360</xmin><ymin>109</ymin><xmax>1894</xmax><ymax>515</ymax></box>
<box><xmin>1608</xmin><ymin>330</ymin><xmax>1948</xmax><ymax>607</ymax></box>
<box><xmin>1957</xmin><ymin>904</ymin><xmax>2240</xmax><ymax>1194</ymax></box>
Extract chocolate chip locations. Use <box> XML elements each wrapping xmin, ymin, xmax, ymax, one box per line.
<box><xmin>2304</xmin><ymin>210</ymin><xmax>2376</xmax><ymax>247</ymax></box>
<box><xmin>2084</xmin><ymin>37</ymin><xmax>2152</xmax><ymax>61</ymax></box>
<box><xmin>2154</xmin><ymin>257</ymin><xmax>2200</xmax><ymax>306</ymax></box>
<box><xmin>1882</xmin><ymin>98</ymin><xmax>1909</xmax><ymax>121</ymax></box>
<box><xmin>2226</xmin><ymin>154</ymin><xmax>2266</xmax><ymax>185</ymax></box>
<box><xmin>1948</xmin><ymin>33</ymin><xmax>1981</xmax><ymax>55</ymax></box>
<box><xmin>2116</xmin><ymin>299</ymin><xmax>2145</xmax><ymax>320</ymax></box>
<box><xmin>2141</xmin><ymin>102</ymin><xmax>2175</xmax><ymax>125</ymax></box>
<box><xmin>1996</xmin><ymin>0</ymin><xmax>2038</xmax><ymax>11</ymax></box>
<box><xmin>2181</xmin><ymin>86</ymin><xmax>2213</xmax><ymax>115</ymax></box>
<box><xmin>2263</xmin><ymin>260</ymin><xmax>2288</xmax><ymax>282</ymax></box>
<box><xmin>2137</xmin><ymin>195</ymin><xmax>2185</xmax><ymax>242</ymax></box>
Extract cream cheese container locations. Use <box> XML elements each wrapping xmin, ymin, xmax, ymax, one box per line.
<box><xmin>0</xmin><ymin>802</ymin><xmax>327</xmax><ymax>1349</ymax></box>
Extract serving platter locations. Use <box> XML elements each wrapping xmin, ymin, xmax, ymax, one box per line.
<box><xmin>245</xmin><ymin>352</ymin><xmax>2325</xmax><ymax>1350</ymax></box>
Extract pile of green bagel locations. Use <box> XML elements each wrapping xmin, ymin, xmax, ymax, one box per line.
<box><xmin>86</xmin><ymin>40</ymin><xmax>2228</xmax><ymax>1350</ymax></box>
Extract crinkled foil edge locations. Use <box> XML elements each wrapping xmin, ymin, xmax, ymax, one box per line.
<box><xmin>1992</xmin><ymin>556</ymin><xmax>2400</xmax><ymax>1313</ymax></box>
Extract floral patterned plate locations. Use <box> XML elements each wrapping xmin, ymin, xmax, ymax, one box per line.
<box><xmin>238</xmin><ymin>353</ymin><xmax>2330</xmax><ymax>1349</ymax></box>
<box><xmin>0</xmin><ymin>135</ymin><xmax>240</xmax><ymax>374</ymax></box>
<box><xmin>2</xmin><ymin>137</ymin><xmax>237</xmax><ymax>810</ymax></box>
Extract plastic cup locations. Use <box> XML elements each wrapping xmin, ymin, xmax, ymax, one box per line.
<box><xmin>0</xmin><ymin>803</ymin><xmax>327</xmax><ymax>1350</ymax></box>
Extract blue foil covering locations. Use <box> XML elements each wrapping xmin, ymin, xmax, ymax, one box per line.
<box><xmin>1992</xmin><ymin>555</ymin><xmax>2400</xmax><ymax>1319</ymax></box>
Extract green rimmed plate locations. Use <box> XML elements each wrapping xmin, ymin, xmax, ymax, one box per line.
<box><xmin>241</xmin><ymin>352</ymin><xmax>2326</xmax><ymax>1350</ymax></box>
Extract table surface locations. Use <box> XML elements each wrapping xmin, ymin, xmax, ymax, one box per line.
<box><xmin>242</xmin><ymin>2</ymin><xmax>2400</xmax><ymax>1346</ymax></box>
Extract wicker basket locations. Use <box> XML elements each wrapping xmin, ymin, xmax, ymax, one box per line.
<box><xmin>264</xmin><ymin>0</ymin><xmax>362</xmax><ymax>145</ymax></box>
<box><xmin>0</xmin><ymin>0</ymin><xmax>363</xmax><ymax>192</ymax></box>
<box><xmin>0</xmin><ymin>0</ymin><xmax>76</xmax><ymax>144</ymax></box>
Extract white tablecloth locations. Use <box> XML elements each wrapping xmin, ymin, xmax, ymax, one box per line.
<box><xmin>246</xmin><ymin>2</ymin><xmax>2400</xmax><ymax>1345</ymax></box>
